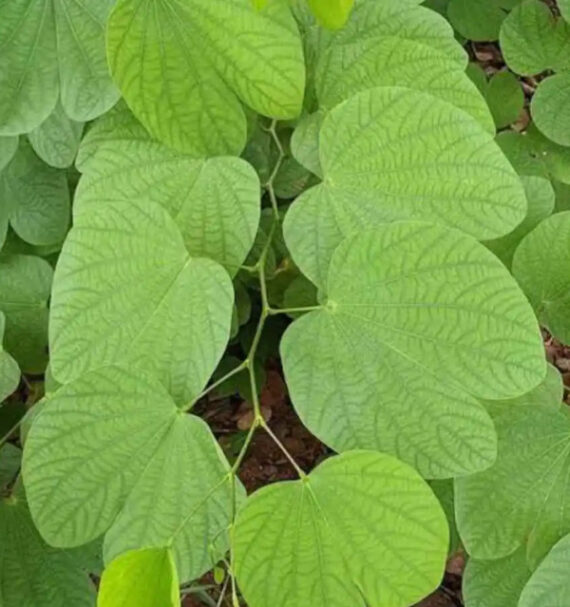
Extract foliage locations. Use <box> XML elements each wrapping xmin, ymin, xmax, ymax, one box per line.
<box><xmin>0</xmin><ymin>0</ymin><xmax>569</xmax><ymax>606</ymax></box>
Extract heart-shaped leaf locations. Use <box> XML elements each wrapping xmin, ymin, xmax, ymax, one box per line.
<box><xmin>107</xmin><ymin>0</ymin><xmax>305</xmax><ymax>156</ymax></box>
<box><xmin>234</xmin><ymin>451</ymin><xmax>448</xmax><ymax>607</ymax></box>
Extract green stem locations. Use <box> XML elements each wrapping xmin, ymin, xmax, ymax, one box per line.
<box><xmin>182</xmin><ymin>361</ymin><xmax>248</xmax><ymax>412</ymax></box>
<box><xmin>268</xmin><ymin>305</ymin><xmax>323</xmax><ymax>316</ymax></box>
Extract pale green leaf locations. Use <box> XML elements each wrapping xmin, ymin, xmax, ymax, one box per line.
<box><xmin>512</xmin><ymin>211</ymin><xmax>570</xmax><ymax>343</ymax></box>
<box><xmin>28</xmin><ymin>102</ymin><xmax>83</xmax><ymax>169</ymax></box>
<box><xmin>525</xmin><ymin>122</ymin><xmax>570</xmax><ymax>184</ymax></box>
<box><xmin>307</xmin><ymin>0</ymin><xmax>354</xmax><ymax>29</ymax></box>
<box><xmin>0</xmin><ymin>141</ymin><xmax>70</xmax><ymax>246</ymax></box>
<box><xmin>0</xmin><ymin>312</ymin><xmax>19</xmax><ymax>403</ymax></box>
<box><xmin>0</xmin><ymin>137</ymin><xmax>18</xmax><ymax>171</ymax></box>
<box><xmin>282</xmin><ymin>223</ymin><xmax>545</xmax><ymax>478</ymax></box>
<box><xmin>481</xmin><ymin>362</ymin><xmax>563</xmax><ymax>419</ymax></box>
<box><xmin>531</xmin><ymin>73</ymin><xmax>570</xmax><ymax>147</ymax></box>
<box><xmin>519</xmin><ymin>534</ymin><xmax>570</xmax><ymax>607</ymax></box>
<box><xmin>0</xmin><ymin>0</ymin><xmax>119</xmax><ymax>135</ymax></box>
<box><xmin>98</xmin><ymin>548</ymin><xmax>179</xmax><ymax>607</ymax></box>
<box><xmin>495</xmin><ymin>130</ymin><xmax>548</xmax><ymax>179</ymax></box>
<box><xmin>0</xmin><ymin>255</ymin><xmax>52</xmax><ymax>373</ymax></box>
<box><xmin>455</xmin><ymin>405</ymin><xmax>570</xmax><ymax>565</ymax></box>
<box><xmin>290</xmin><ymin>111</ymin><xmax>324</xmax><ymax>178</ymax></box>
<box><xmin>75</xmin><ymin>105</ymin><xmax>260</xmax><ymax>273</ymax></box>
<box><xmin>485</xmin><ymin>175</ymin><xmax>555</xmax><ymax>268</ymax></box>
<box><xmin>107</xmin><ymin>0</ymin><xmax>305</xmax><ymax>156</ymax></box>
<box><xmin>50</xmin><ymin>198</ymin><xmax>233</xmax><ymax>404</ymax></box>
<box><xmin>447</xmin><ymin>0</ymin><xmax>507</xmax><ymax>41</ymax></box>
<box><xmin>284</xmin><ymin>87</ymin><xmax>527</xmax><ymax>288</ymax></box>
<box><xmin>500</xmin><ymin>0</ymin><xmax>570</xmax><ymax>75</ymax></box>
<box><xmin>314</xmin><ymin>0</ymin><xmax>494</xmax><ymax>131</ymax></box>
<box><xmin>560</xmin><ymin>0</ymin><xmax>570</xmax><ymax>22</ymax></box>
<box><xmin>0</xmin><ymin>482</ymin><xmax>96</xmax><ymax>607</ymax></box>
<box><xmin>234</xmin><ymin>451</ymin><xmax>449</xmax><ymax>607</ymax></box>
<box><xmin>23</xmin><ymin>367</ymin><xmax>239</xmax><ymax>576</ymax></box>
<box><xmin>463</xmin><ymin>547</ymin><xmax>531</xmax><ymax>607</ymax></box>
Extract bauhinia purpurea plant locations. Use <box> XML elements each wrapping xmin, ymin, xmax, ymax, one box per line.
<box><xmin>0</xmin><ymin>0</ymin><xmax>570</xmax><ymax>605</ymax></box>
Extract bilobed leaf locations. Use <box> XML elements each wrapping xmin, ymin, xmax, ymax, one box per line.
<box><xmin>512</xmin><ymin>211</ymin><xmax>570</xmax><ymax>343</ymax></box>
<box><xmin>284</xmin><ymin>87</ymin><xmax>527</xmax><ymax>288</ymax></box>
<box><xmin>234</xmin><ymin>451</ymin><xmax>449</xmax><ymax>607</ymax></box>
<box><xmin>0</xmin><ymin>0</ymin><xmax>118</xmax><ymax>135</ymax></box>
<box><xmin>282</xmin><ymin>223</ymin><xmax>544</xmax><ymax>478</ymax></box>
<box><xmin>50</xmin><ymin>198</ymin><xmax>233</xmax><ymax>404</ymax></box>
<box><xmin>23</xmin><ymin>367</ymin><xmax>239</xmax><ymax>578</ymax></box>
<box><xmin>107</xmin><ymin>0</ymin><xmax>305</xmax><ymax>156</ymax></box>
<box><xmin>519</xmin><ymin>534</ymin><xmax>570</xmax><ymax>607</ymax></box>
<box><xmin>314</xmin><ymin>0</ymin><xmax>494</xmax><ymax>132</ymax></box>
<box><xmin>307</xmin><ymin>0</ymin><xmax>354</xmax><ymax>29</ymax></box>
<box><xmin>455</xmin><ymin>405</ymin><xmax>570</xmax><ymax>566</ymax></box>
<box><xmin>75</xmin><ymin>105</ymin><xmax>261</xmax><ymax>273</ymax></box>
<box><xmin>0</xmin><ymin>312</ymin><xmax>19</xmax><ymax>403</ymax></box>
<box><xmin>485</xmin><ymin>175</ymin><xmax>554</xmax><ymax>268</ymax></box>
<box><xmin>463</xmin><ymin>547</ymin><xmax>531</xmax><ymax>607</ymax></box>
<box><xmin>447</xmin><ymin>0</ymin><xmax>507</xmax><ymax>41</ymax></box>
<box><xmin>98</xmin><ymin>548</ymin><xmax>179</xmax><ymax>607</ymax></box>
<box><xmin>0</xmin><ymin>141</ymin><xmax>70</xmax><ymax>246</ymax></box>
<box><xmin>531</xmin><ymin>73</ymin><xmax>570</xmax><ymax>147</ymax></box>
<box><xmin>500</xmin><ymin>0</ymin><xmax>570</xmax><ymax>75</ymax></box>
<box><xmin>0</xmin><ymin>481</ymin><xmax>96</xmax><ymax>607</ymax></box>
<box><xmin>28</xmin><ymin>102</ymin><xmax>83</xmax><ymax>169</ymax></box>
<box><xmin>0</xmin><ymin>255</ymin><xmax>52</xmax><ymax>373</ymax></box>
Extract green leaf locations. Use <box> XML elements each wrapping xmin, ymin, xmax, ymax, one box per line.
<box><xmin>480</xmin><ymin>362</ymin><xmax>563</xmax><ymax>419</ymax></box>
<box><xmin>290</xmin><ymin>111</ymin><xmax>324</xmax><ymax>178</ymax></box>
<box><xmin>0</xmin><ymin>141</ymin><xmax>70</xmax><ymax>246</ymax></box>
<box><xmin>307</xmin><ymin>0</ymin><xmax>354</xmax><ymax>29</ymax></box>
<box><xmin>28</xmin><ymin>102</ymin><xmax>83</xmax><ymax>169</ymax></box>
<box><xmin>495</xmin><ymin>130</ymin><xmax>548</xmax><ymax>179</ymax></box>
<box><xmin>0</xmin><ymin>0</ymin><xmax>119</xmax><ymax>135</ymax></box>
<box><xmin>531</xmin><ymin>73</ymin><xmax>570</xmax><ymax>147</ymax></box>
<box><xmin>234</xmin><ymin>451</ymin><xmax>449</xmax><ymax>607</ymax></box>
<box><xmin>314</xmin><ymin>0</ymin><xmax>494</xmax><ymax>131</ymax></box>
<box><xmin>98</xmin><ymin>548</ymin><xmax>179</xmax><ymax>607</ymax></box>
<box><xmin>0</xmin><ymin>312</ymin><xmax>20</xmax><ymax>403</ymax></box>
<box><xmin>485</xmin><ymin>175</ymin><xmax>555</xmax><ymax>268</ymax></box>
<box><xmin>75</xmin><ymin>105</ymin><xmax>261</xmax><ymax>273</ymax></box>
<box><xmin>512</xmin><ymin>211</ymin><xmax>570</xmax><ymax>343</ymax></box>
<box><xmin>0</xmin><ymin>255</ymin><xmax>52</xmax><ymax>373</ymax></box>
<box><xmin>500</xmin><ymin>0</ymin><xmax>570</xmax><ymax>75</ymax></box>
<box><xmin>107</xmin><ymin>0</ymin><xmax>305</xmax><ymax>156</ymax></box>
<box><xmin>0</xmin><ymin>136</ymin><xmax>18</xmax><ymax>172</ymax></box>
<box><xmin>430</xmin><ymin>480</ymin><xmax>461</xmax><ymax>554</ymax></box>
<box><xmin>455</xmin><ymin>405</ymin><xmax>570</xmax><ymax>566</ymax></box>
<box><xmin>282</xmin><ymin>223</ymin><xmax>545</xmax><ymax>478</ymax></box>
<box><xmin>49</xmin><ymin>198</ymin><xmax>233</xmax><ymax>404</ymax></box>
<box><xmin>0</xmin><ymin>481</ymin><xmax>96</xmax><ymax>607</ymax></box>
<box><xmin>486</xmin><ymin>71</ymin><xmax>524</xmax><ymax>128</ymax></box>
<box><xmin>525</xmin><ymin>122</ymin><xmax>570</xmax><ymax>184</ymax></box>
<box><xmin>560</xmin><ymin>0</ymin><xmax>570</xmax><ymax>22</ymax></box>
<box><xmin>284</xmin><ymin>87</ymin><xmax>528</xmax><ymax>288</ymax></box>
<box><xmin>447</xmin><ymin>0</ymin><xmax>507</xmax><ymax>41</ymax></box>
<box><xmin>463</xmin><ymin>547</ymin><xmax>531</xmax><ymax>607</ymax></box>
<box><xmin>0</xmin><ymin>443</ymin><xmax>21</xmax><ymax>488</ymax></box>
<box><xmin>23</xmin><ymin>366</ymin><xmax>240</xmax><ymax>584</ymax></box>
<box><xmin>519</xmin><ymin>534</ymin><xmax>570</xmax><ymax>607</ymax></box>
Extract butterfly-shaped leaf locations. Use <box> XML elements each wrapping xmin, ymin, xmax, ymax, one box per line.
<box><xmin>107</xmin><ymin>0</ymin><xmax>305</xmax><ymax>156</ymax></box>
<box><xmin>0</xmin><ymin>0</ymin><xmax>119</xmax><ymax>135</ymax></box>
<box><xmin>75</xmin><ymin>104</ymin><xmax>260</xmax><ymax>274</ymax></box>
<box><xmin>234</xmin><ymin>451</ymin><xmax>448</xmax><ymax>607</ymax></box>
<box><xmin>23</xmin><ymin>367</ymin><xmax>241</xmax><ymax>584</ymax></box>
<box><xmin>284</xmin><ymin>86</ymin><xmax>527</xmax><ymax>289</ymax></box>
<box><xmin>282</xmin><ymin>222</ymin><xmax>544</xmax><ymax>478</ymax></box>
